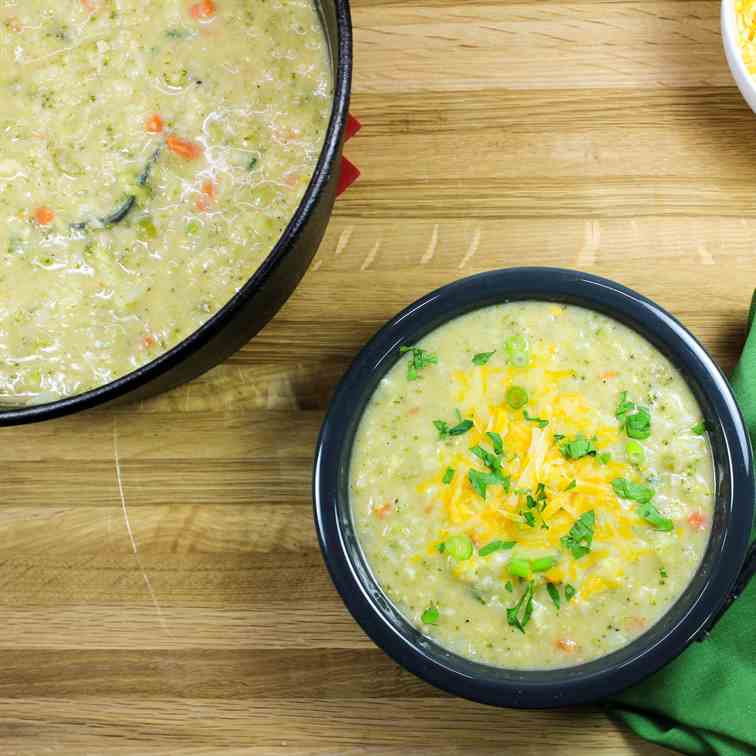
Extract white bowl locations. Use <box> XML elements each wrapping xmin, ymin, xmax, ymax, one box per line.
<box><xmin>722</xmin><ymin>0</ymin><xmax>756</xmax><ymax>112</ymax></box>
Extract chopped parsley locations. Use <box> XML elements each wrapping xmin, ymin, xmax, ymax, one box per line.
<box><xmin>559</xmin><ymin>434</ymin><xmax>597</xmax><ymax>460</ymax></box>
<box><xmin>615</xmin><ymin>391</ymin><xmax>652</xmax><ymax>439</ymax></box>
<box><xmin>433</xmin><ymin>417</ymin><xmax>474</xmax><ymax>439</ymax></box>
<box><xmin>612</xmin><ymin>479</ymin><xmax>673</xmax><ymax>530</ymax></box>
<box><xmin>560</xmin><ymin>510</ymin><xmax>595</xmax><ymax>559</ymax></box>
<box><xmin>615</xmin><ymin>391</ymin><xmax>636</xmax><ymax>420</ymax></box>
<box><xmin>611</xmin><ymin>478</ymin><xmax>655</xmax><ymax>505</ymax></box>
<box><xmin>442</xmin><ymin>467</ymin><xmax>455</xmax><ymax>485</ymax></box>
<box><xmin>637</xmin><ymin>501</ymin><xmax>674</xmax><ymax>531</ymax></box>
<box><xmin>546</xmin><ymin>582</ymin><xmax>561</xmax><ymax>610</ymax></box>
<box><xmin>523</xmin><ymin>409</ymin><xmax>549</xmax><ymax>428</ymax></box>
<box><xmin>486</xmin><ymin>431</ymin><xmax>504</xmax><ymax>455</ymax></box>
<box><xmin>399</xmin><ymin>345</ymin><xmax>437</xmax><ymax>381</ymax></box>
<box><xmin>479</xmin><ymin>539</ymin><xmax>516</xmax><ymax>556</ymax></box>
<box><xmin>505</xmin><ymin>580</ymin><xmax>514</xmax><ymax>592</ymax></box>
<box><xmin>472</xmin><ymin>351</ymin><xmax>495</xmax><ymax>366</ymax></box>
<box><xmin>506</xmin><ymin>580</ymin><xmax>535</xmax><ymax>633</ymax></box>
<box><xmin>421</xmin><ymin>605</ymin><xmax>439</xmax><ymax>624</ymax></box>
<box><xmin>692</xmin><ymin>420</ymin><xmax>710</xmax><ymax>435</ymax></box>
<box><xmin>468</xmin><ymin>469</ymin><xmax>510</xmax><ymax>499</ymax></box>
<box><xmin>564</xmin><ymin>584</ymin><xmax>576</xmax><ymax>602</ymax></box>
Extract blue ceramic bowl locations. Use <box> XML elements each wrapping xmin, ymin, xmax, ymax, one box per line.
<box><xmin>313</xmin><ymin>267</ymin><xmax>755</xmax><ymax>708</ymax></box>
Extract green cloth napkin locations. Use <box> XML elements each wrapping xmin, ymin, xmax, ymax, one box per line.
<box><xmin>606</xmin><ymin>296</ymin><xmax>756</xmax><ymax>756</ymax></box>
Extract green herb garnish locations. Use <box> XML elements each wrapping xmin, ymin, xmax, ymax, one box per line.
<box><xmin>472</xmin><ymin>351</ymin><xmax>495</xmax><ymax>366</ymax></box>
<box><xmin>400</xmin><ymin>345</ymin><xmax>438</xmax><ymax>381</ymax></box>
<box><xmin>505</xmin><ymin>580</ymin><xmax>513</xmax><ymax>592</ymax></box>
<box><xmin>616</xmin><ymin>392</ymin><xmax>652</xmax><ymax>440</ymax></box>
<box><xmin>441</xmin><ymin>534</ymin><xmax>474</xmax><ymax>560</ymax></box>
<box><xmin>564</xmin><ymin>584</ymin><xmax>576</xmax><ymax>602</ymax></box>
<box><xmin>625</xmin><ymin>407</ymin><xmax>651</xmax><ymax>440</ymax></box>
<box><xmin>692</xmin><ymin>420</ymin><xmax>709</xmax><ymax>435</ymax></box>
<box><xmin>442</xmin><ymin>467</ymin><xmax>455</xmax><ymax>485</ymax></box>
<box><xmin>615</xmin><ymin>391</ymin><xmax>636</xmax><ymax>420</ymax></box>
<box><xmin>508</xmin><ymin>558</ymin><xmax>531</xmax><ymax>578</ymax></box>
<box><xmin>468</xmin><ymin>469</ymin><xmax>510</xmax><ymax>499</ymax></box>
<box><xmin>626</xmin><ymin>440</ymin><xmax>645</xmax><ymax>466</ymax></box>
<box><xmin>434</xmin><ymin>417</ymin><xmax>474</xmax><ymax>439</ymax></box>
<box><xmin>612</xmin><ymin>478</ymin><xmax>655</xmax><ymax>505</ymax></box>
<box><xmin>421</xmin><ymin>605</ymin><xmax>439</xmax><ymax>624</ymax></box>
<box><xmin>506</xmin><ymin>385</ymin><xmax>529</xmax><ymax>409</ymax></box>
<box><xmin>522</xmin><ymin>510</ymin><xmax>537</xmax><ymax>527</ymax></box>
<box><xmin>559</xmin><ymin>434</ymin><xmax>597</xmax><ymax>460</ymax></box>
<box><xmin>565</xmin><ymin>479</ymin><xmax>577</xmax><ymax>491</ymax></box>
<box><xmin>660</xmin><ymin>567</ymin><xmax>668</xmax><ymax>579</ymax></box>
<box><xmin>486</xmin><ymin>431</ymin><xmax>504</xmax><ymax>455</ymax></box>
<box><xmin>546</xmin><ymin>582</ymin><xmax>561</xmax><ymax>610</ymax></box>
<box><xmin>560</xmin><ymin>510</ymin><xmax>595</xmax><ymax>559</ymax></box>
<box><xmin>506</xmin><ymin>580</ymin><xmax>535</xmax><ymax>633</ymax></box>
<box><xmin>479</xmin><ymin>539</ymin><xmax>516</xmax><ymax>556</ymax></box>
<box><xmin>532</xmin><ymin>555</ymin><xmax>558</xmax><ymax>572</ymax></box>
<box><xmin>523</xmin><ymin>409</ymin><xmax>549</xmax><ymax>428</ymax></box>
<box><xmin>597</xmin><ymin>452</ymin><xmax>612</xmax><ymax>465</ymax></box>
<box><xmin>637</xmin><ymin>501</ymin><xmax>674</xmax><ymax>531</ymax></box>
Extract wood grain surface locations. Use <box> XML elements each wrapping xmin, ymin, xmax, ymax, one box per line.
<box><xmin>0</xmin><ymin>0</ymin><xmax>750</xmax><ymax>753</ymax></box>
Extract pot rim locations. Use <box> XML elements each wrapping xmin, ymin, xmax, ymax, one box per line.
<box><xmin>313</xmin><ymin>267</ymin><xmax>754</xmax><ymax>708</ymax></box>
<box><xmin>0</xmin><ymin>0</ymin><xmax>353</xmax><ymax>426</ymax></box>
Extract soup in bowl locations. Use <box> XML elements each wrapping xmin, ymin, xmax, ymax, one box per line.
<box><xmin>314</xmin><ymin>268</ymin><xmax>754</xmax><ymax>706</ymax></box>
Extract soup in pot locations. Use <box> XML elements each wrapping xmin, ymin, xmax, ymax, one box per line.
<box><xmin>0</xmin><ymin>0</ymin><xmax>331</xmax><ymax>404</ymax></box>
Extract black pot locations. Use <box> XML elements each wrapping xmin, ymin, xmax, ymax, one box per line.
<box><xmin>0</xmin><ymin>0</ymin><xmax>353</xmax><ymax>427</ymax></box>
<box><xmin>313</xmin><ymin>267</ymin><xmax>756</xmax><ymax>708</ymax></box>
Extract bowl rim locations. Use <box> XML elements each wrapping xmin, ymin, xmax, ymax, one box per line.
<box><xmin>313</xmin><ymin>267</ymin><xmax>754</xmax><ymax>708</ymax></box>
<box><xmin>0</xmin><ymin>0</ymin><xmax>353</xmax><ymax>426</ymax></box>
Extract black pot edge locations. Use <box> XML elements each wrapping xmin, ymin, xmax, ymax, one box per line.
<box><xmin>313</xmin><ymin>266</ymin><xmax>755</xmax><ymax>709</ymax></box>
<box><xmin>0</xmin><ymin>0</ymin><xmax>353</xmax><ymax>427</ymax></box>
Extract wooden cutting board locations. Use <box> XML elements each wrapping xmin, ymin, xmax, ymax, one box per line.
<box><xmin>0</xmin><ymin>0</ymin><xmax>750</xmax><ymax>753</ymax></box>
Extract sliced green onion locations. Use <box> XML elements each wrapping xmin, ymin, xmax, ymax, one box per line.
<box><xmin>506</xmin><ymin>385</ymin><xmax>529</xmax><ymax>409</ymax></box>
<box><xmin>532</xmin><ymin>555</ymin><xmax>558</xmax><ymax>572</ymax></box>
<box><xmin>564</xmin><ymin>584</ymin><xmax>576</xmax><ymax>602</ymax></box>
<box><xmin>508</xmin><ymin>558</ymin><xmax>531</xmax><ymax>578</ymax></box>
<box><xmin>505</xmin><ymin>334</ymin><xmax>527</xmax><ymax>353</ymax></box>
<box><xmin>510</xmin><ymin>351</ymin><xmax>528</xmax><ymax>368</ymax></box>
<box><xmin>442</xmin><ymin>467</ymin><xmax>455</xmax><ymax>485</ymax></box>
<box><xmin>472</xmin><ymin>351</ymin><xmax>495</xmax><ymax>366</ymax></box>
<box><xmin>443</xmin><ymin>534</ymin><xmax>474</xmax><ymax>560</ymax></box>
<box><xmin>479</xmin><ymin>539</ymin><xmax>516</xmax><ymax>557</ymax></box>
<box><xmin>626</xmin><ymin>440</ymin><xmax>645</xmax><ymax>466</ymax></box>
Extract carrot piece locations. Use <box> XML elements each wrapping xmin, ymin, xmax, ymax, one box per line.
<box><xmin>81</xmin><ymin>0</ymin><xmax>97</xmax><ymax>13</ymax></box>
<box><xmin>143</xmin><ymin>334</ymin><xmax>157</xmax><ymax>349</ymax></box>
<box><xmin>201</xmin><ymin>179</ymin><xmax>216</xmax><ymax>198</ymax></box>
<box><xmin>145</xmin><ymin>114</ymin><xmax>164</xmax><ymax>134</ymax></box>
<box><xmin>600</xmin><ymin>371</ymin><xmax>618</xmax><ymax>380</ymax></box>
<box><xmin>374</xmin><ymin>503</ymin><xmax>393</xmax><ymax>519</ymax></box>
<box><xmin>34</xmin><ymin>207</ymin><xmax>55</xmax><ymax>225</ymax></box>
<box><xmin>166</xmin><ymin>134</ymin><xmax>203</xmax><ymax>160</ymax></box>
<box><xmin>190</xmin><ymin>0</ymin><xmax>216</xmax><ymax>19</ymax></box>
<box><xmin>688</xmin><ymin>511</ymin><xmax>706</xmax><ymax>530</ymax></box>
<box><xmin>556</xmin><ymin>639</ymin><xmax>577</xmax><ymax>653</ymax></box>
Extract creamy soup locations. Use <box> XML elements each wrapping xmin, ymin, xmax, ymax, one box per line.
<box><xmin>351</xmin><ymin>303</ymin><xmax>714</xmax><ymax>669</ymax></box>
<box><xmin>0</xmin><ymin>0</ymin><xmax>331</xmax><ymax>404</ymax></box>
